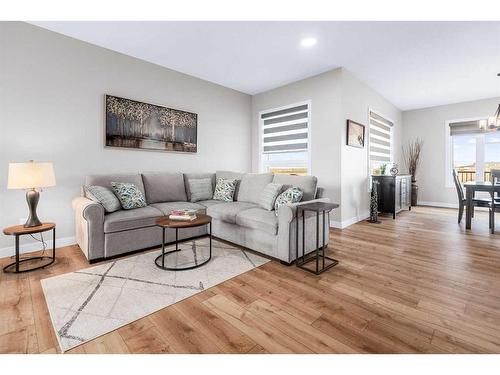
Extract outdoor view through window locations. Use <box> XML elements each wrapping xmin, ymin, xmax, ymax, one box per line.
<box><xmin>453</xmin><ymin>132</ymin><xmax>500</xmax><ymax>183</ymax></box>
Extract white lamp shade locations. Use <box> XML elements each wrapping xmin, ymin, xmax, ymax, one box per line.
<box><xmin>8</xmin><ymin>161</ymin><xmax>56</xmax><ymax>189</ymax></box>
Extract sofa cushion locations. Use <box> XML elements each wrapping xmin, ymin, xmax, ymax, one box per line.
<box><xmin>184</xmin><ymin>173</ymin><xmax>215</xmax><ymax>201</ymax></box>
<box><xmin>187</xmin><ymin>178</ymin><xmax>214</xmax><ymax>202</ymax></box>
<box><xmin>104</xmin><ymin>206</ymin><xmax>163</xmax><ymax>233</ymax></box>
<box><xmin>216</xmin><ymin>170</ymin><xmax>244</xmax><ymax>180</ymax></box>
<box><xmin>196</xmin><ymin>199</ymin><xmax>225</xmax><ymax>208</ymax></box>
<box><xmin>85</xmin><ymin>173</ymin><xmax>146</xmax><ymax>196</ymax></box>
<box><xmin>111</xmin><ymin>182</ymin><xmax>147</xmax><ymax>210</ymax></box>
<box><xmin>237</xmin><ymin>173</ymin><xmax>274</xmax><ymax>205</ymax></box>
<box><xmin>206</xmin><ymin>202</ymin><xmax>257</xmax><ymax>224</ymax></box>
<box><xmin>150</xmin><ymin>201</ymin><xmax>207</xmax><ymax>216</ymax></box>
<box><xmin>272</xmin><ymin>174</ymin><xmax>317</xmax><ymax>201</ymax></box>
<box><xmin>142</xmin><ymin>172</ymin><xmax>187</xmax><ymax>204</ymax></box>
<box><xmin>258</xmin><ymin>183</ymin><xmax>284</xmax><ymax>211</ymax></box>
<box><xmin>216</xmin><ymin>171</ymin><xmax>244</xmax><ymax>200</ymax></box>
<box><xmin>236</xmin><ymin>207</ymin><xmax>279</xmax><ymax>235</ymax></box>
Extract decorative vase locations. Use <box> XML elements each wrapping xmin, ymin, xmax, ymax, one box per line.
<box><xmin>367</xmin><ymin>180</ymin><xmax>381</xmax><ymax>224</ymax></box>
<box><xmin>411</xmin><ymin>182</ymin><xmax>418</xmax><ymax>206</ymax></box>
<box><xmin>390</xmin><ymin>163</ymin><xmax>398</xmax><ymax>176</ymax></box>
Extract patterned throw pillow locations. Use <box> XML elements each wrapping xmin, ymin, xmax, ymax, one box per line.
<box><xmin>274</xmin><ymin>187</ymin><xmax>304</xmax><ymax>216</ymax></box>
<box><xmin>259</xmin><ymin>183</ymin><xmax>283</xmax><ymax>211</ymax></box>
<box><xmin>110</xmin><ymin>182</ymin><xmax>147</xmax><ymax>210</ymax></box>
<box><xmin>84</xmin><ymin>185</ymin><xmax>121</xmax><ymax>213</ymax></box>
<box><xmin>213</xmin><ymin>178</ymin><xmax>237</xmax><ymax>202</ymax></box>
<box><xmin>188</xmin><ymin>178</ymin><xmax>214</xmax><ymax>202</ymax></box>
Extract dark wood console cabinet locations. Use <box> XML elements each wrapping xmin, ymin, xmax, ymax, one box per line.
<box><xmin>372</xmin><ymin>174</ymin><xmax>412</xmax><ymax>219</ymax></box>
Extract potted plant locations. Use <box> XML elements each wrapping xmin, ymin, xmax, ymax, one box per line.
<box><xmin>402</xmin><ymin>138</ymin><xmax>424</xmax><ymax>206</ymax></box>
<box><xmin>380</xmin><ymin>163</ymin><xmax>387</xmax><ymax>175</ymax></box>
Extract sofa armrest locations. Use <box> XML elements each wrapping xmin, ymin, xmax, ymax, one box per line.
<box><xmin>277</xmin><ymin>197</ymin><xmax>331</xmax><ymax>225</ymax></box>
<box><xmin>72</xmin><ymin>197</ymin><xmax>105</xmax><ymax>260</ymax></box>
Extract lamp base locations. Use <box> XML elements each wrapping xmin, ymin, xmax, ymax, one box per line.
<box><xmin>24</xmin><ymin>189</ymin><xmax>42</xmax><ymax>228</ymax></box>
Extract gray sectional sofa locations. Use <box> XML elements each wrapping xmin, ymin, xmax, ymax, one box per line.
<box><xmin>72</xmin><ymin>171</ymin><xmax>330</xmax><ymax>264</ymax></box>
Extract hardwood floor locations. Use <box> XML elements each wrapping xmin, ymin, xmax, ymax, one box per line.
<box><xmin>1</xmin><ymin>206</ymin><xmax>500</xmax><ymax>354</ymax></box>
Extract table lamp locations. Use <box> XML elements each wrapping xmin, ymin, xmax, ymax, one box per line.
<box><xmin>7</xmin><ymin>161</ymin><xmax>56</xmax><ymax>227</ymax></box>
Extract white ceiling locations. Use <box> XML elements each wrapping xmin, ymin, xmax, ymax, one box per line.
<box><xmin>31</xmin><ymin>21</ymin><xmax>500</xmax><ymax>110</ymax></box>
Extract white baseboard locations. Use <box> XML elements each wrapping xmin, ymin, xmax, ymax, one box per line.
<box><xmin>330</xmin><ymin>211</ymin><xmax>370</xmax><ymax>229</ymax></box>
<box><xmin>0</xmin><ymin>236</ymin><xmax>76</xmax><ymax>259</ymax></box>
<box><xmin>417</xmin><ymin>200</ymin><xmax>457</xmax><ymax>208</ymax></box>
<box><xmin>417</xmin><ymin>200</ymin><xmax>490</xmax><ymax>212</ymax></box>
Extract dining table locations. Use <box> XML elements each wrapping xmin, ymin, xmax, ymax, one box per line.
<box><xmin>464</xmin><ymin>181</ymin><xmax>500</xmax><ymax>229</ymax></box>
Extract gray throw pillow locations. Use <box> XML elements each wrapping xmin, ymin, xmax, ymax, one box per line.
<box><xmin>188</xmin><ymin>178</ymin><xmax>214</xmax><ymax>202</ymax></box>
<box><xmin>84</xmin><ymin>185</ymin><xmax>121</xmax><ymax>213</ymax></box>
<box><xmin>110</xmin><ymin>182</ymin><xmax>147</xmax><ymax>210</ymax></box>
<box><xmin>274</xmin><ymin>187</ymin><xmax>303</xmax><ymax>216</ymax></box>
<box><xmin>259</xmin><ymin>183</ymin><xmax>283</xmax><ymax>211</ymax></box>
<box><xmin>213</xmin><ymin>178</ymin><xmax>237</xmax><ymax>202</ymax></box>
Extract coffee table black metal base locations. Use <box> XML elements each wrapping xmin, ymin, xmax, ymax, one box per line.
<box><xmin>296</xmin><ymin>202</ymin><xmax>339</xmax><ymax>275</ymax></box>
<box><xmin>155</xmin><ymin>220</ymin><xmax>212</xmax><ymax>271</ymax></box>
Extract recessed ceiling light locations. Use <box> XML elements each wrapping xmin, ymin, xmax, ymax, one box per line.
<box><xmin>300</xmin><ymin>37</ymin><xmax>317</xmax><ymax>48</ymax></box>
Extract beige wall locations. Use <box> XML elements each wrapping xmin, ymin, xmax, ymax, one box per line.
<box><xmin>9</xmin><ymin>21</ymin><xmax>483</xmax><ymax>253</ymax></box>
<box><xmin>402</xmin><ymin>97</ymin><xmax>500</xmax><ymax>206</ymax></box>
<box><xmin>0</xmin><ymin>22</ymin><xmax>252</xmax><ymax>251</ymax></box>
<box><xmin>251</xmin><ymin>69</ymin><xmax>344</xmax><ymax>222</ymax></box>
<box><xmin>251</xmin><ymin>68</ymin><xmax>402</xmax><ymax>226</ymax></box>
<box><xmin>340</xmin><ymin>69</ymin><xmax>403</xmax><ymax>224</ymax></box>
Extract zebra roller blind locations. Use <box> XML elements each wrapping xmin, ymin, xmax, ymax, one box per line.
<box><xmin>261</xmin><ymin>103</ymin><xmax>309</xmax><ymax>153</ymax></box>
<box><xmin>369</xmin><ymin>110</ymin><xmax>393</xmax><ymax>163</ymax></box>
<box><xmin>449</xmin><ymin>119</ymin><xmax>487</xmax><ymax>136</ymax></box>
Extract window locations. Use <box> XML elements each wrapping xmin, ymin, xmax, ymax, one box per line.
<box><xmin>368</xmin><ymin>110</ymin><xmax>394</xmax><ymax>174</ymax></box>
<box><xmin>484</xmin><ymin>132</ymin><xmax>500</xmax><ymax>181</ymax></box>
<box><xmin>447</xmin><ymin>118</ymin><xmax>500</xmax><ymax>185</ymax></box>
<box><xmin>259</xmin><ymin>102</ymin><xmax>310</xmax><ymax>175</ymax></box>
<box><xmin>452</xmin><ymin>134</ymin><xmax>476</xmax><ymax>182</ymax></box>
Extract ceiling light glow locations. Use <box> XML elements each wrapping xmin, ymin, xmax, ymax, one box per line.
<box><xmin>300</xmin><ymin>37</ymin><xmax>317</xmax><ymax>47</ymax></box>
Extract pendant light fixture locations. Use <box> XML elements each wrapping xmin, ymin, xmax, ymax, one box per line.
<box><xmin>488</xmin><ymin>73</ymin><xmax>500</xmax><ymax>130</ymax></box>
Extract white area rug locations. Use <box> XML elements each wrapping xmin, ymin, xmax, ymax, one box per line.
<box><xmin>41</xmin><ymin>237</ymin><xmax>269</xmax><ymax>352</ymax></box>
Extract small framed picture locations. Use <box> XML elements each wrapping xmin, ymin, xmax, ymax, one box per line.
<box><xmin>346</xmin><ymin>119</ymin><xmax>365</xmax><ymax>148</ymax></box>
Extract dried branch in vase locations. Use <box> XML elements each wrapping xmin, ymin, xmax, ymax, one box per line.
<box><xmin>402</xmin><ymin>138</ymin><xmax>423</xmax><ymax>182</ymax></box>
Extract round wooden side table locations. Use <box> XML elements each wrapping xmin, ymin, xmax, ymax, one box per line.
<box><xmin>2</xmin><ymin>223</ymin><xmax>56</xmax><ymax>273</ymax></box>
<box><xmin>154</xmin><ymin>214</ymin><xmax>212</xmax><ymax>271</ymax></box>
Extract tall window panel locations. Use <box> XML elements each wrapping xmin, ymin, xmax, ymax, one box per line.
<box><xmin>449</xmin><ymin>119</ymin><xmax>500</xmax><ymax>184</ymax></box>
<box><xmin>369</xmin><ymin>110</ymin><xmax>394</xmax><ymax>174</ymax></box>
<box><xmin>260</xmin><ymin>102</ymin><xmax>310</xmax><ymax>175</ymax></box>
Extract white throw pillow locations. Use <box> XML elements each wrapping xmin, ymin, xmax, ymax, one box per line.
<box><xmin>258</xmin><ymin>183</ymin><xmax>283</xmax><ymax>211</ymax></box>
<box><xmin>188</xmin><ymin>178</ymin><xmax>213</xmax><ymax>202</ymax></box>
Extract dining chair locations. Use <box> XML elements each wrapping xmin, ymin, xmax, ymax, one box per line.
<box><xmin>489</xmin><ymin>175</ymin><xmax>500</xmax><ymax>234</ymax></box>
<box><xmin>491</xmin><ymin>169</ymin><xmax>500</xmax><ymax>180</ymax></box>
<box><xmin>452</xmin><ymin>169</ymin><xmax>490</xmax><ymax>224</ymax></box>
<box><xmin>491</xmin><ymin>169</ymin><xmax>500</xmax><ymax>200</ymax></box>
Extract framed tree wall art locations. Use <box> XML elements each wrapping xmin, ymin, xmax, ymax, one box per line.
<box><xmin>105</xmin><ymin>95</ymin><xmax>198</xmax><ymax>153</ymax></box>
<box><xmin>346</xmin><ymin>119</ymin><xmax>365</xmax><ymax>148</ymax></box>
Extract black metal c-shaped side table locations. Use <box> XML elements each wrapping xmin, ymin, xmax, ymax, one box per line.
<box><xmin>296</xmin><ymin>202</ymin><xmax>339</xmax><ymax>275</ymax></box>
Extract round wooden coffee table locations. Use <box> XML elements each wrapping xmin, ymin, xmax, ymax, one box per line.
<box><xmin>154</xmin><ymin>214</ymin><xmax>212</xmax><ymax>271</ymax></box>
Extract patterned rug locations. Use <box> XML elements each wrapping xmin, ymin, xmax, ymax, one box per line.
<box><xmin>41</xmin><ymin>237</ymin><xmax>269</xmax><ymax>352</ymax></box>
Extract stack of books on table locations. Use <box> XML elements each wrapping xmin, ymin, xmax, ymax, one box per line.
<box><xmin>169</xmin><ymin>209</ymin><xmax>198</xmax><ymax>221</ymax></box>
